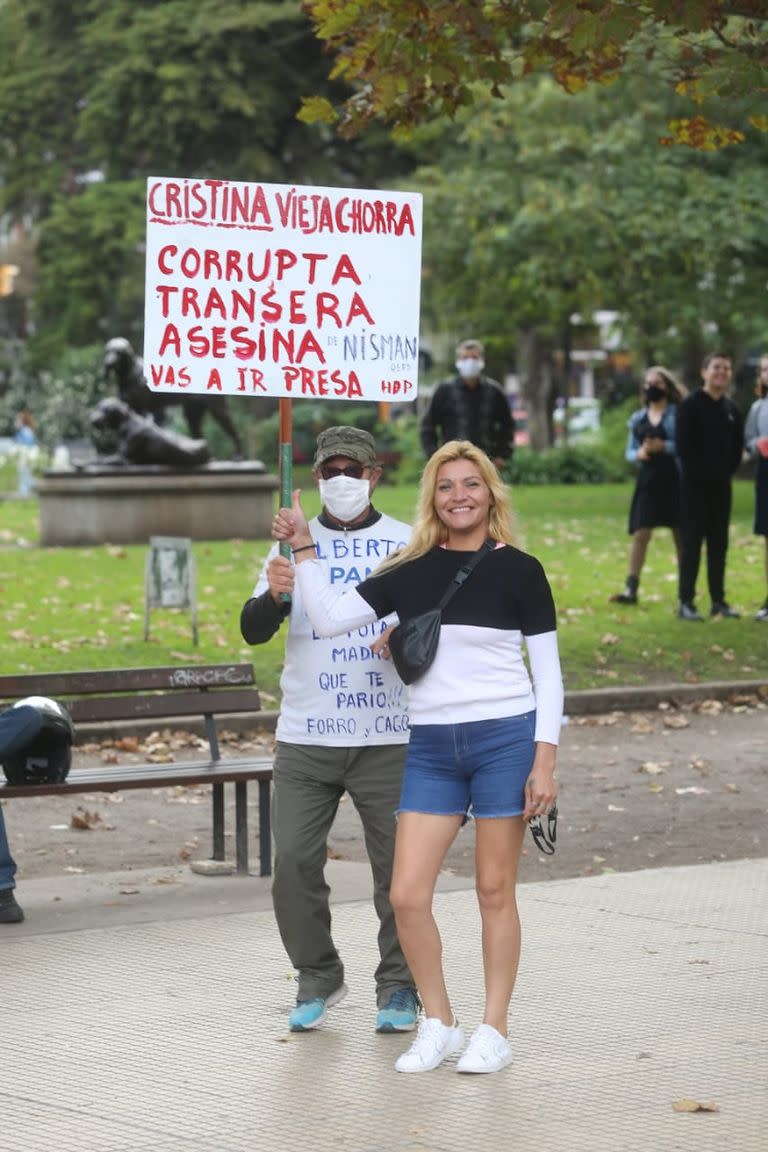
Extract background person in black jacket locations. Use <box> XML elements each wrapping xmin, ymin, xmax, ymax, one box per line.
<box><xmin>675</xmin><ymin>352</ymin><xmax>745</xmax><ymax>621</ymax></box>
<box><xmin>419</xmin><ymin>339</ymin><xmax>515</xmax><ymax>470</ymax></box>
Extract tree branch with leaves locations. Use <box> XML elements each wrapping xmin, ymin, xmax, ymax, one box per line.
<box><xmin>301</xmin><ymin>0</ymin><xmax>768</xmax><ymax>149</ymax></box>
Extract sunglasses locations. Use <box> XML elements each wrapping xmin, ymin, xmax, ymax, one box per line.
<box><xmin>529</xmin><ymin>803</ymin><xmax>558</xmax><ymax>855</ymax></box>
<box><xmin>319</xmin><ymin>463</ymin><xmax>366</xmax><ymax>480</ymax></box>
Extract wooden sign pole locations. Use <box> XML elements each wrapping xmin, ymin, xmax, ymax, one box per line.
<box><xmin>278</xmin><ymin>398</ymin><xmax>293</xmax><ymax>603</ymax></box>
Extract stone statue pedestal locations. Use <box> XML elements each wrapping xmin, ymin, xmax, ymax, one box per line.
<box><xmin>37</xmin><ymin>461</ymin><xmax>278</xmax><ymax>546</ymax></box>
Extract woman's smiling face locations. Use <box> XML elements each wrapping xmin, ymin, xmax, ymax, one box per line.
<box><xmin>434</xmin><ymin>458</ymin><xmax>492</xmax><ymax>545</ymax></box>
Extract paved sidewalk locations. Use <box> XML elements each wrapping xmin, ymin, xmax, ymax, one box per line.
<box><xmin>3</xmin><ymin>857</ymin><xmax>766</xmax><ymax>1152</ymax></box>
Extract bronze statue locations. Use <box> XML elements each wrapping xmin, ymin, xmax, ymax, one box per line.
<box><xmin>103</xmin><ymin>337</ymin><xmax>243</xmax><ymax>458</ymax></box>
<box><xmin>89</xmin><ymin>398</ymin><xmax>211</xmax><ymax>468</ymax></box>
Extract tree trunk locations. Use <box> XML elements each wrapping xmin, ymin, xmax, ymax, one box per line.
<box><xmin>681</xmin><ymin>330</ymin><xmax>706</xmax><ymax>390</ymax></box>
<box><xmin>517</xmin><ymin>327</ymin><xmax>555</xmax><ymax>450</ymax></box>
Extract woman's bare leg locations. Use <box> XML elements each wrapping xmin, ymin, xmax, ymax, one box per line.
<box><xmin>672</xmin><ymin>524</ymin><xmax>682</xmax><ymax>565</ymax></box>
<box><xmin>628</xmin><ymin>527</ymin><xmax>652</xmax><ymax>578</ymax></box>
<box><xmin>474</xmin><ymin>816</ymin><xmax>527</xmax><ymax>1035</ymax></box>
<box><xmin>389</xmin><ymin>812</ymin><xmax>463</xmax><ymax>1023</ymax></box>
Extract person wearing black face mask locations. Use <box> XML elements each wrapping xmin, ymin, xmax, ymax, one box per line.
<box><xmin>745</xmin><ymin>354</ymin><xmax>768</xmax><ymax>620</ymax></box>
<box><xmin>610</xmin><ymin>367</ymin><xmax>687</xmax><ymax>606</ymax></box>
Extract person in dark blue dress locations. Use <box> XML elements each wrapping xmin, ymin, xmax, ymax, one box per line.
<box><xmin>611</xmin><ymin>367</ymin><xmax>687</xmax><ymax>605</ymax></box>
<box><xmin>745</xmin><ymin>353</ymin><xmax>768</xmax><ymax>621</ymax></box>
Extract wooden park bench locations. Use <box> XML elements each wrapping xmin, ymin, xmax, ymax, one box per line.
<box><xmin>0</xmin><ymin>663</ymin><xmax>273</xmax><ymax>876</ymax></box>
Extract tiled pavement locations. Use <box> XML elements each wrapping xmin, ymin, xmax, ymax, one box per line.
<box><xmin>2</xmin><ymin>857</ymin><xmax>766</xmax><ymax>1152</ymax></box>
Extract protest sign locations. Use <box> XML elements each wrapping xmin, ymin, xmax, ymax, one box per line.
<box><xmin>143</xmin><ymin>178</ymin><xmax>422</xmax><ymax>404</ymax></box>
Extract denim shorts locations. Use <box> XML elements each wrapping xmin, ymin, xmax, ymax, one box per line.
<box><xmin>398</xmin><ymin>712</ymin><xmax>536</xmax><ymax>819</ymax></box>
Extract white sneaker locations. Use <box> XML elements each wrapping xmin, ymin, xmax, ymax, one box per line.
<box><xmin>395</xmin><ymin>1016</ymin><xmax>465</xmax><ymax>1073</ymax></box>
<box><xmin>456</xmin><ymin>1024</ymin><xmax>513</xmax><ymax>1074</ymax></box>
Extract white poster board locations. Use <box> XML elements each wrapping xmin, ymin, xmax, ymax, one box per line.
<box><xmin>143</xmin><ymin>178</ymin><xmax>422</xmax><ymax>404</ymax></box>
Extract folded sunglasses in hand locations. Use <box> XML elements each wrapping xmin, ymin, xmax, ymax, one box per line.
<box><xmin>529</xmin><ymin>804</ymin><xmax>558</xmax><ymax>855</ymax></box>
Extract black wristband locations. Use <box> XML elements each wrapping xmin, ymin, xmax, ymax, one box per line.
<box><xmin>291</xmin><ymin>543</ymin><xmax>317</xmax><ymax>556</ymax></box>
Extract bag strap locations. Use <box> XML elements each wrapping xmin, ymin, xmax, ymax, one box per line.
<box><xmin>436</xmin><ymin>538</ymin><xmax>496</xmax><ymax>611</ymax></box>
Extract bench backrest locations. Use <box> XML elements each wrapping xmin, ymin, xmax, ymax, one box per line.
<box><xmin>0</xmin><ymin>664</ymin><xmax>261</xmax><ymax>760</ymax></box>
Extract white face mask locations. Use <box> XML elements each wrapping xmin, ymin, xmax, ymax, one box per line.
<box><xmin>319</xmin><ymin>475</ymin><xmax>370</xmax><ymax>522</ymax></box>
<box><xmin>456</xmin><ymin>357</ymin><xmax>484</xmax><ymax>379</ymax></box>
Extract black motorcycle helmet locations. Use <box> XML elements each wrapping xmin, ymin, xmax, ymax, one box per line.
<box><xmin>1</xmin><ymin>696</ymin><xmax>75</xmax><ymax>785</ymax></box>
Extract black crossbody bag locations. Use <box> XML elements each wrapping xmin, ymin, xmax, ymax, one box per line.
<box><xmin>387</xmin><ymin>539</ymin><xmax>495</xmax><ymax>685</ymax></box>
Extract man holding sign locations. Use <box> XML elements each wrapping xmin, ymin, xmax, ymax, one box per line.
<box><xmin>240</xmin><ymin>426</ymin><xmax>418</xmax><ymax>1033</ymax></box>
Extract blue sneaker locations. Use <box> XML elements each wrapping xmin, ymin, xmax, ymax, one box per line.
<box><xmin>376</xmin><ymin>988</ymin><xmax>420</xmax><ymax>1033</ymax></box>
<box><xmin>289</xmin><ymin>983</ymin><xmax>348</xmax><ymax>1031</ymax></box>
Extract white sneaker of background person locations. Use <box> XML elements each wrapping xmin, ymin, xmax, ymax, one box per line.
<box><xmin>395</xmin><ymin>1016</ymin><xmax>465</xmax><ymax>1073</ymax></box>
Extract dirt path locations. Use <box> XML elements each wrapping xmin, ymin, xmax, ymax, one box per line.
<box><xmin>2</xmin><ymin>694</ymin><xmax>765</xmax><ymax>887</ymax></box>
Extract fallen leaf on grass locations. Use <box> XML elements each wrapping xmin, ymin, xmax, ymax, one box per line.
<box><xmin>600</xmin><ymin>632</ymin><xmax>619</xmax><ymax>645</ymax></box>
<box><xmin>671</xmin><ymin>1098</ymin><xmax>719</xmax><ymax>1113</ymax></box>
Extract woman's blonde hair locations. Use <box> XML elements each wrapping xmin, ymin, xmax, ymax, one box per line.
<box><xmin>645</xmin><ymin>366</ymin><xmax>688</xmax><ymax>404</ymax></box>
<box><xmin>376</xmin><ymin>440</ymin><xmax>516</xmax><ymax>574</ymax></box>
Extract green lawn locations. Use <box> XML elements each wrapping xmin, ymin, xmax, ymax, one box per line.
<box><xmin>0</xmin><ymin>481</ymin><xmax>765</xmax><ymax>697</ymax></box>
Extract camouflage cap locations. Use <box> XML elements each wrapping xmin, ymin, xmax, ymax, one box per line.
<box><xmin>313</xmin><ymin>426</ymin><xmax>377</xmax><ymax>469</ymax></box>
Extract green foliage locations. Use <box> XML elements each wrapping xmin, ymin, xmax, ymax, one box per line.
<box><xmin>410</xmin><ymin>71</ymin><xmax>768</xmax><ymax>420</ymax></box>
<box><xmin>593</xmin><ymin>397</ymin><xmax>638</xmax><ymax>482</ymax></box>
<box><xmin>0</xmin><ymin>340</ymin><xmax>106</xmax><ymax>448</ymax></box>
<box><xmin>304</xmin><ymin>1</ymin><xmax>768</xmax><ymax>147</ymax></box>
<box><xmin>249</xmin><ymin>400</ymin><xmax>394</xmax><ymax>469</ymax></box>
<box><xmin>32</xmin><ymin>183</ymin><xmax>146</xmax><ymax>367</ymax></box>
<box><xmin>508</xmin><ymin>447</ymin><xmax>613</xmax><ymax>486</ymax></box>
<box><xmin>0</xmin><ymin>0</ymin><xmax>417</xmax><ymax>361</ymax></box>
<box><xmin>0</xmin><ymin>482</ymin><xmax>765</xmax><ymax>693</ymax></box>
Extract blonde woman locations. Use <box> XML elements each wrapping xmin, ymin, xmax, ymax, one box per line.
<box><xmin>273</xmin><ymin>441</ymin><xmax>563</xmax><ymax>1075</ymax></box>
